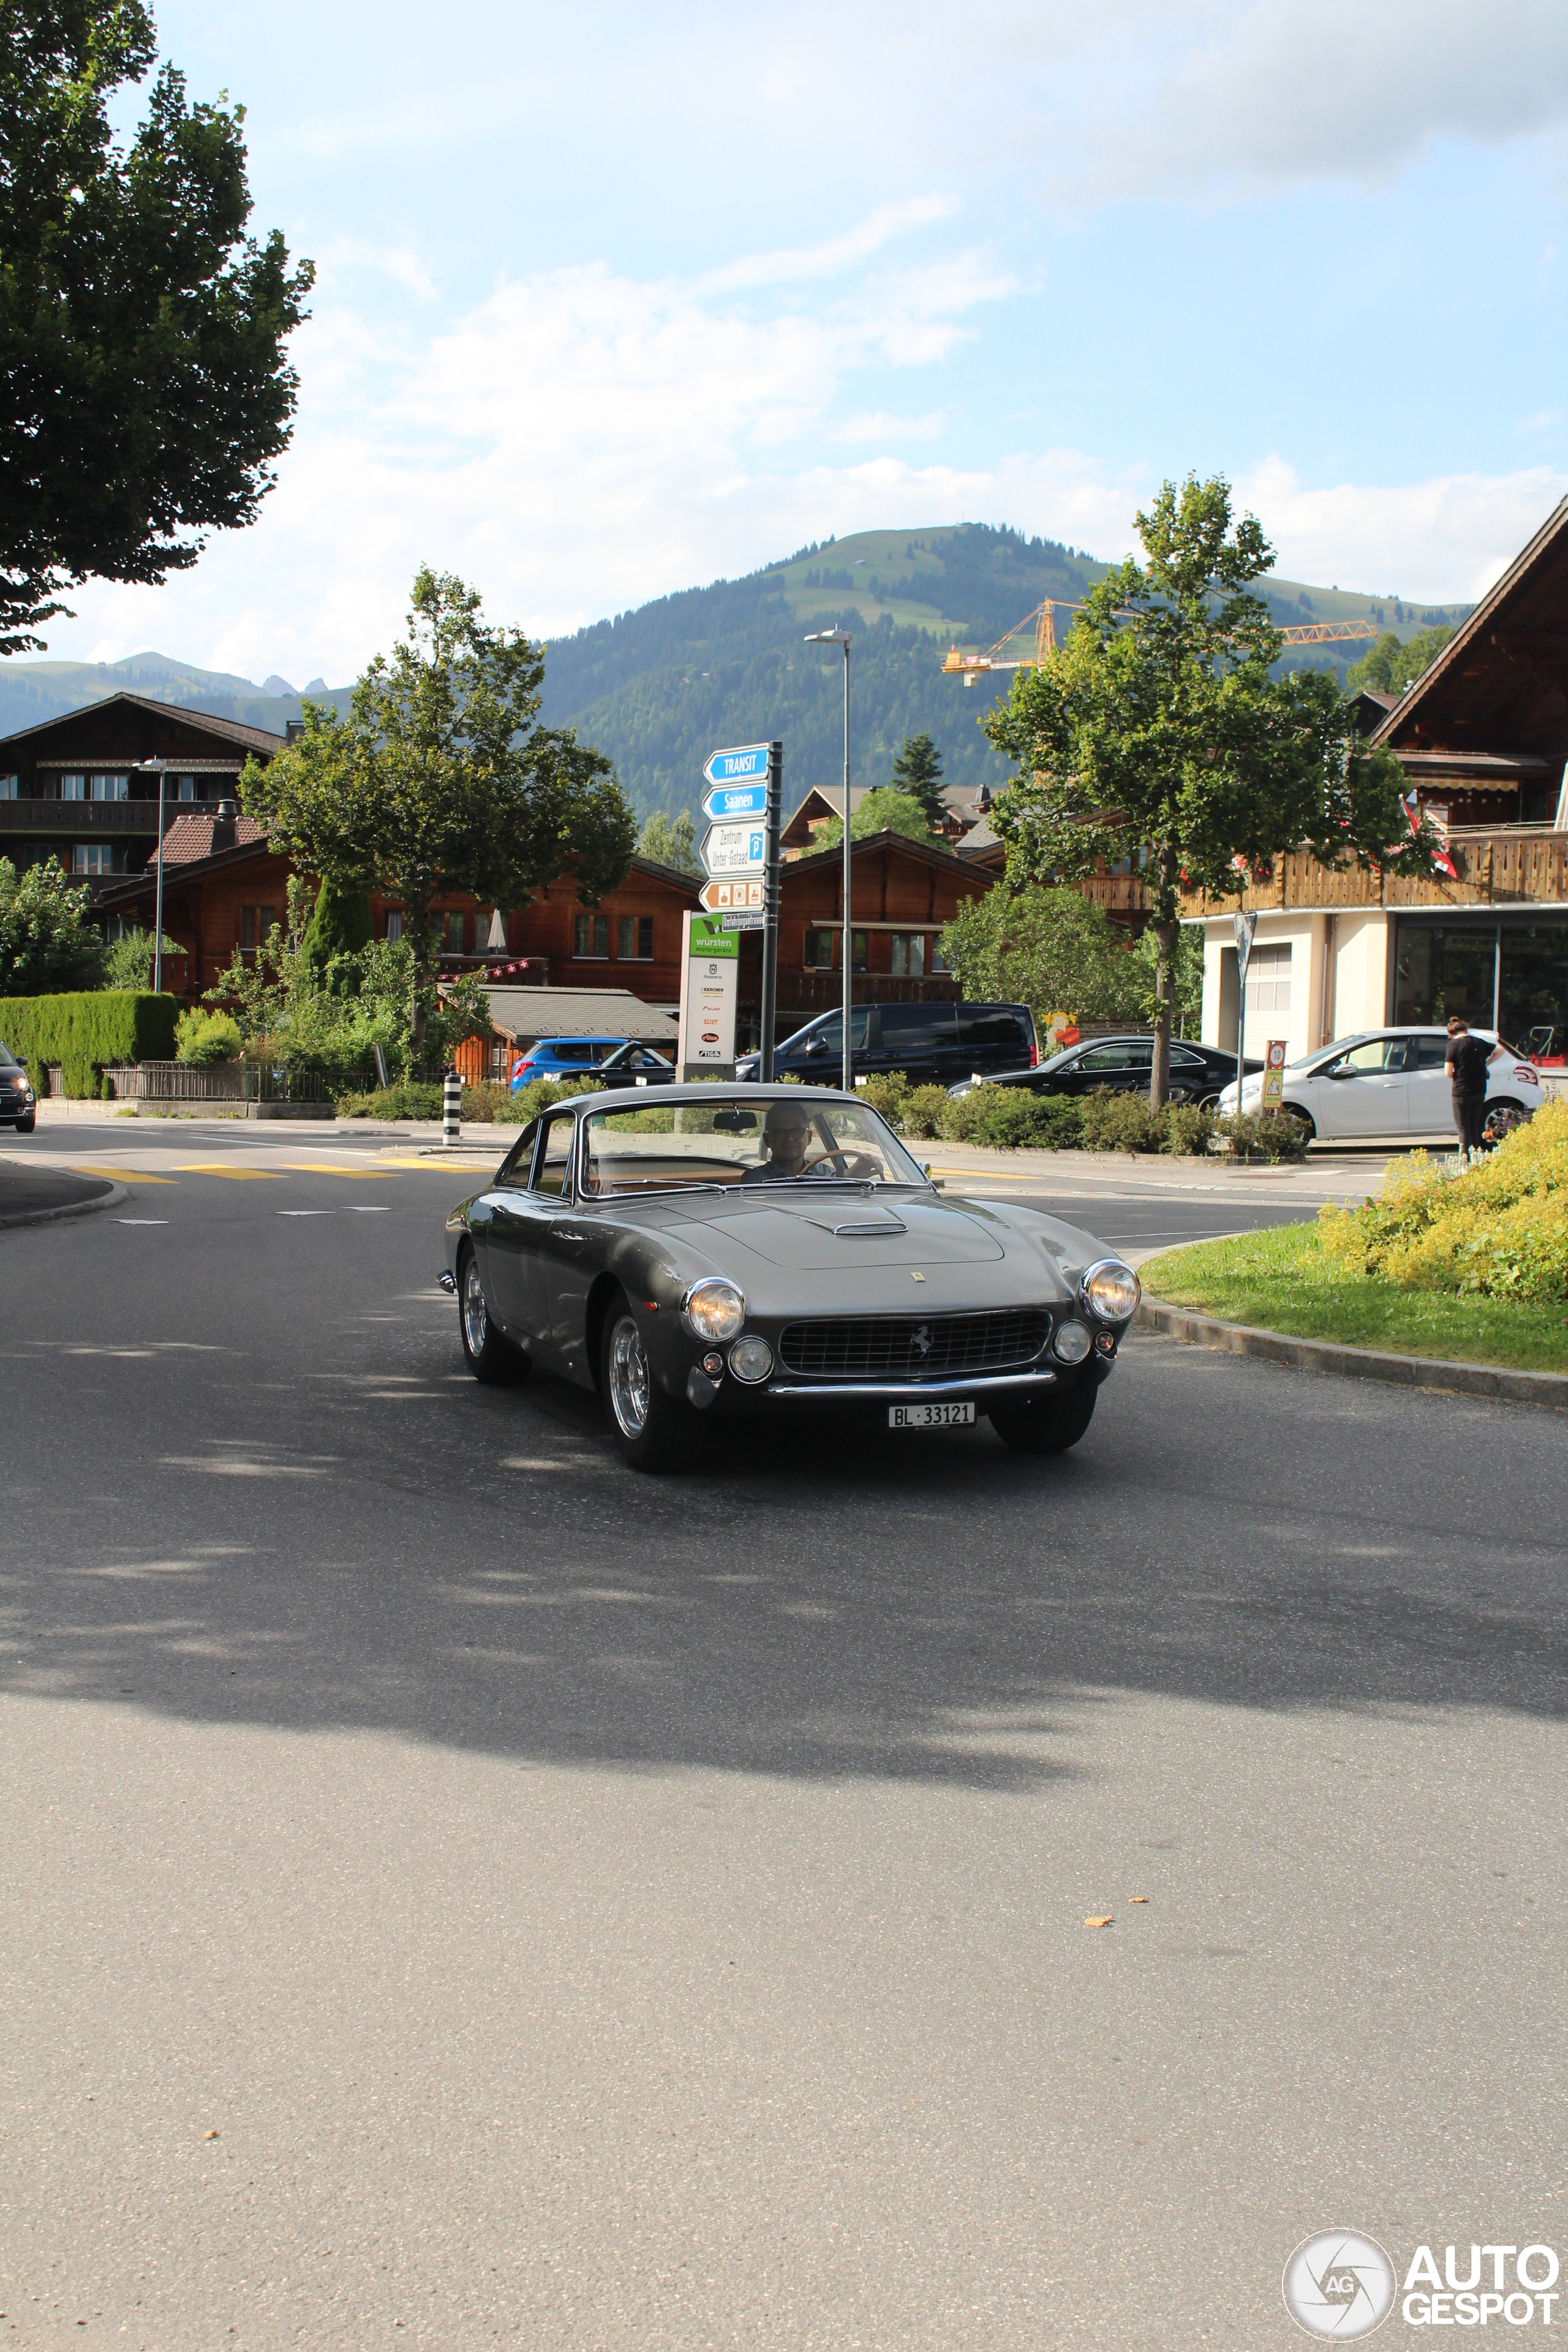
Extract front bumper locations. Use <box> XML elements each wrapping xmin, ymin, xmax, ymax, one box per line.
<box><xmin>685</xmin><ymin>1350</ymin><xmax>1116</xmax><ymax>1414</ymax></box>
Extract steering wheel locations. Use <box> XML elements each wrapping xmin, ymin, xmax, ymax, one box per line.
<box><xmin>809</xmin><ymin>1148</ymin><xmax>881</xmax><ymax>1178</ymax></box>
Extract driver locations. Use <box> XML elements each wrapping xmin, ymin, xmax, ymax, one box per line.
<box><xmin>742</xmin><ymin>1102</ymin><xmax>878</xmax><ymax>1183</ymax></box>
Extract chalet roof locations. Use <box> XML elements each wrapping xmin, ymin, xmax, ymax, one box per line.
<box><xmin>785</xmin><ymin>826</ymin><xmax>994</xmax><ymax>887</ymax></box>
<box><xmin>624</xmin><ymin>854</ymin><xmax>702</xmax><ymax>896</ymax></box>
<box><xmin>1371</xmin><ymin>497</ymin><xmax>1568</xmax><ymax>770</ymax></box>
<box><xmin>0</xmin><ymin>690</ymin><xmax>285</xmax><ymax>760</ymax></box>
<box><xmin>478</xmin><ymin>987</ymin><xmax>679</xmax><ymax>1043</ymax></box>
<box><xmin>159</xmin><ymin>813</ymin><xmax>269</xmax><ymax>863</ymax></box>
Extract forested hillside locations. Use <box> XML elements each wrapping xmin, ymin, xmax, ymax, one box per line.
<box><xmin>0</xmin><ymin>522</ymin><xmax>1468</xmax><ymax>823</ymax></box>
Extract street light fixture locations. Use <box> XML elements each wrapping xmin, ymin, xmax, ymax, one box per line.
<box><xmin>804</xmin><ymin>628</ymin><xmax>853</xmax><ymax>1090</ymax></box>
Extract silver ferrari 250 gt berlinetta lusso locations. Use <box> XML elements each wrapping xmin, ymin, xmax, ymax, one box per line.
<box><xmin>441</xmin><ymin>1086</ymin><xmax>1140</xmax><ymax>1471</ymax></box>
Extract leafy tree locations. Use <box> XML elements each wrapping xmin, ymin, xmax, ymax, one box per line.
<box><xmin>984</xmin><ymin>474</ymin><xmax>1431</xmax><ymax>1107</ymax></box>
<box><xmin>103</xmin><ymin>926</ymin><xmax>183</xmax><ymax>988</ymax></box>
<box><xmin>940</xmin><ymin>886</ymin><xmax>1142</xmax><ymax>1027</ymax></box>
<box><xmin>0</xmin><ymin>0</ymin><xmax>314</xmax><ymax>650</ymax></box>
<box><xmin>889</xmin><ymin>733</ymin><xmax>946</xmax><ymax>827</ymax></box>
<box><xmin>0</xmin><ymin>855</ymin><xmax>105</xmax><ymax>992</ymax></box>
<box><xmin>241</xmin><ymin>568</ymin><xmax>636</xmax><ymax>1050</ymax></box>
<box><xmin>1128</xmin><ymin>921</ymin><xmax>1203</xmax><ymax>1031</ymax></box>
<box><xmin>1346</xmin><ymin>624</ymin><xmax>1454</xmax><ymax>698</ymax></box>
<box><xmin>299</xmin><ymin>878</ymin><xmax>373</xmax><ymax>993</ymax></box>
<box><xmin>636</xmin><ymin>808</ymin><xmax>699</xmax><ymax>874</ymax></box>
<box><xmin>815</xmin><ymin>786</ymin><xmax>931</xmax><ymax>851</ymax></box>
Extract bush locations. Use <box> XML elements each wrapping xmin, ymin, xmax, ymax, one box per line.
<box><xmin>0</xmin><ymin>989</ymin><xmax>180</xmax><ymax>1097</ymax></box>
<box><xmin>1318</xmin><ymin>1098</ymin><xmax>1568</xmax><ymax>1301</ymax></box>
<box><xmin>899</xmin><ymin>1084</ymin><xmax>952</xmax><ymax>1140</ymax></box>
<box><xmin>335</xmin><ymin>1081</ymin><xmax>446</xmax><ymax>1121</ymax></box>
<box><xmin>937</xmin><ymin>1085</ymin><xmax>1085</xmax><ymax>1150</ymax></box>
<box><xmin>1159</xmin><ymin>1102</ymin><xmax>1217</xmax><ymax>1156</ymax></box>
<box><xmin>1080</xmin><ymin>1088</ymin><xmax>1158</xmax><ymax>1153</ymax></box>
<box><xmin>175</xmin><ymin>1008</ymin><xmax>244</xmax><ymax>1065</ymax></box>
<box><xmin>1216</xmin><ymin>1108</ymin><xmax>1312</xmax><ymax>1163</ymax></box>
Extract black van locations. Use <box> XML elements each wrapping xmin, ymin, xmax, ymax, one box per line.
<box><xmin>736</xmin><ymin>1001</ymin><xmax>1038</xmax><ymax>1089</ymax></box>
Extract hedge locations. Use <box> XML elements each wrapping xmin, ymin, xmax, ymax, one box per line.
<box><xmin>0</xmin><ymin>990</ymin><xmax>181</xmax><ymax>1098</ymax></box>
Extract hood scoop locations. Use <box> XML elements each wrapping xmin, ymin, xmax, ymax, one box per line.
<box><xmin>826</xmin><ymin>1215</ymin><xmax>907</xmax><ymax>1238</ymax></box>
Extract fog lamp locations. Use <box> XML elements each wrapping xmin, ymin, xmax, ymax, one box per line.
<box><xmin>1052</xmin><ymin>1321</ymin><xmax>1092</xmax><ymax>1365</ymax></box>
<box><xmin>701</xmin><ymin>1351</ymin><xmax>725</xmax><ymax>1378</ymax></box>
<box><xmin>728</xmin><ymin>1335</ymin><xmax>774</xmax><ymax>1384</ymax></box>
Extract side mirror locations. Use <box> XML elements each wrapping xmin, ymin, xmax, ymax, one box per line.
<box><xmin>805</xmin><ymin>1037</ymin><xmax>827</xmax><ymax>1056</ymax></box>
<box><xmin>1326</xmin><ymin>1066</ymin><xmax>1354</xmax><ymax>1079</ymax></box>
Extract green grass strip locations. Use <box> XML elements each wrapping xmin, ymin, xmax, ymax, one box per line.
<box><xmin>1140</xmin><ymin>1223</ymin><xmax>1568</xmax><ymax>1377</ymax></box>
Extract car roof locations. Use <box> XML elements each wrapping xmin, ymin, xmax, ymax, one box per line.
<box><xmin>548</xmin><ymin>1083</ymin><xmax>868</xmax><ymax>1115</ymax></box>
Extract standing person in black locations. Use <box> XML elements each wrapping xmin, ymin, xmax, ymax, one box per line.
<box><xmin>1445</xmin><ymin>1016</ymin><xmax>1501</xmax><ymax>1152</ymax></box>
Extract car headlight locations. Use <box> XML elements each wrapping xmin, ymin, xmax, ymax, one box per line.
<box><xmin>1080</xmin><ymin>1258</ymin><xmax>1140</xmax><ymax>1324</ymax></box>
<box><xmin>728</xmin><ymin>1335</ymin><xmax>773</xmax><ymax>1383</ymax></box>
<box><xmin>1052</xmin><ymin>1321</ymin><xmax>1092</xmax><ymax>1364</ymax></box>
<box><xmin>683</xmin><ymin>1278</ymin><xmax>745</xmax><ymax>1342</ymax></box>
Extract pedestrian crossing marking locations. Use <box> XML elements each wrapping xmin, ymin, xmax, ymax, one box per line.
<box><xmin>70</xmin><ymin>1166</ymin><xmax>176</xmax><ymax>1183</ymax></box>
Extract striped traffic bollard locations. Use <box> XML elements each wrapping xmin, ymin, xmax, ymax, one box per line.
<box><xmin>443</xmin><ymin>1066</ymin><xmax>461</xmax><ymax>1147</ymax></box>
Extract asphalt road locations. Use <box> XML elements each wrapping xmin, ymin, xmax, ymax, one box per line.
<box><xmin>2</xmin><ymin>1136</ymin><xmax>1563</xmax><ymax>2348</ymax></box>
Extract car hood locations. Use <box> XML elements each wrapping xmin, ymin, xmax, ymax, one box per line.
<box><xmin>666</xmin><ymin>1189</ymin><xmax>1007</xmax><ymax>1271</ymax></box>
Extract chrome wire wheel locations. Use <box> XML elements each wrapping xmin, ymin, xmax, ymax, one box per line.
<box><xmin>462</xmin><ymin>1253</ymin><xmax>490</xmax><ymax>1359</ymax></box>
<box><xmin>608</xmin><ymin>1314</ymin><xmax>651</xmax><ymax>1438</ymax></box>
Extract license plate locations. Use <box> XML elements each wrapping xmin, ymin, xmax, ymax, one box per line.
<box><xmin>888</xmin><ymin>1401</ymin><xmax>975</xmax><ymax>1429</ymax></box>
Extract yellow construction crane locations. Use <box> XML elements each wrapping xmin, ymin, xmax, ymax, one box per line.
<box><xmin>941</xmin><ymin>600</ymin><xmax>1387</xmax><ymax>685</ymax></box>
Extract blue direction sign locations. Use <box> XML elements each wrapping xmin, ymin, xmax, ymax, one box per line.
<box><xmin>703</xmin><ymin>742</ymin><xmax>771</xmax><ymax>788</ymax></box>
<box><xmin>702</xmin><ymin>779</ymin><xmax>769</xmax><ymax>821</ymax></box>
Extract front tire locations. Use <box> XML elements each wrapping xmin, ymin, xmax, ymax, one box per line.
<box><xmin>988</xmin><ymin>1380</ymin><xmax>1098</xmax><ymax>1455</ymax></box>
<box><xmin>458</xmin><ymin>1243</ymin><xmax>528</xmax><ymax>1385</ymax></box>
<box><xmin>600</xmin><ymin>1292</ymin><xmax>707</xmax><ymax>1472</ymax></box>
<box><xmin>1281</xmin><ymin>1104</ymin><xmax>1316</xmax><ymax>1141</ymax></box>
<box><xmin>14</xmin><ymin>1110</ymin><xmax>35</xmax><ymax>1134</ymax></box>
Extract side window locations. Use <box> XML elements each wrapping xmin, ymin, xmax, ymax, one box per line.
<box><xmin>956</xmin><ymin>1008</ymin><xmax>1027</xmax><ymax>1050</ymax></box>
<box><xmin>1170</xmin><ymin>1045</ymin><xmax>1205</xmax><ymax>1069</ymax></box>
<box><xmin>497</xmin><ymin>1121</ymin><xmax>538</xmax><ymax>1187</ymax></box>
<box><xmin>1382</xmin><ymin>1038</ymin><xmax>1412</xmax><ymax>1071</ymax></box>
<box><xmin>532</xmin><ymin>1116</ymin><xmax>575</xmax><ymax>1197</ymax></box>
<box><xmin>1335</xmin><ymin>1040</ymin><xmax>1392</xmax><ymax>1072</ymax></box>
<box><xmin>1413</xmin><ymin>1036</ymin><xmax>1449</xmax><ymax>1068</ymax></box>
<box><xmin>880</xmin><ymin>1004</ymin><xmax>956</xmax><ymax>1049</ymax></box>
<box><xmin>1079</xmin><ymin>1043</ymin><xmax>1135</xmax><ymax>1071</ymax></box>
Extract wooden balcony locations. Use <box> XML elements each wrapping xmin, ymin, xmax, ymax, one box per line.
<box><xmin>1178</xmin><ymin>827</ymin><xmax>1568</xmax><ymax>918</ymax></box>
<box><xmin>0</xmin><ymin>797</ymin><xmax>167</xmax><ymax>834</ymax></box>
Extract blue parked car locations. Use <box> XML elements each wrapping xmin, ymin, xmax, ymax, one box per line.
<box><xmin>508</xmin><ymin>1036</ymin><xmax>629</xmax><ymax>1090</ymax></box>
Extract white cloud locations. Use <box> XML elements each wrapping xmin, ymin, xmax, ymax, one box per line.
<box><xmin>1233</xmin><ymin>454</ymin><xmax>1568</xmax><ymax>599</ymax></box>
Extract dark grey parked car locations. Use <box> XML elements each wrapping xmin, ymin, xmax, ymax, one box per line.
<box><xmin>442</xmin><ymin>1086</ymin><xmax>1140</xmax><ymax>1471</ymax></box>
<box><xmin>948</xmin><ymin>1035</ymin><xmax>1260</xmax><ymax>1106</ymax></box>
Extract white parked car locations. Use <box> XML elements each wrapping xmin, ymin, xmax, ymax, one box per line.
<box><xmin>1215</xmin><ymin>1028</ymin><xmax>1547</xmax><ymax>1143</ymax></box>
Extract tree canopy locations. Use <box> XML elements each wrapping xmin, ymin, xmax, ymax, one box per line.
<box><xmin>940</xmin><ymin>886</ymin><xmax>1142</xmax><ymax>1027</ymax></box>
<box><xmin>240</xmin><ymin>569</ymin><xmax>636</xmax><ymax>1047</ymax></box>
<box><xmin>636</xmin><ymin>808</ymin><xmax>699</xmax><ymax>875</ymax></box>
<box><xmin>1346</xmin><ymin>624</ymin><xmax>1454</xmax><ymax>698</ymax></box>
<box><xmin>0</xmin><ymin>855</ymin><xmax>105</xmax><ymax>993</ymax></box>
<box><xmin>0</xmin><ymin>0</ymin><xmax>314</xmax><ymax>650</ymax></box>
<box><xmin>889</xmin><ymin>733</ymin><xmax>946</xmax><ymax>827</ymax></box>
<box><xmin>815</xmin><ymin>786</ymin><xmax>932</xmax><ymax>851</ymax></box>
<box><xmin>984</xmin><ymin>473</ymin><xmax>1431</xmax><ymax>1104</ymax></box>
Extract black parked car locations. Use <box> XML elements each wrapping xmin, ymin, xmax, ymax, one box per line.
<box><xmin>736</xmin><ymin>1001</ymin><xmax>1038</xmax><ymax>1090</ymax></box>
<box><xmin>0</xmin><ymin>1041</ymin><xmax>37</xmax><ymax>1131</ymax></box>
<box><xmin>947</xmin><ymin>1035</ymin><xmax>1260</xmax><ymax>1106</ymax></box>
<box><xmin>594</xmin><ymin>1042</ymin><xmax>677</xmax><ymax>1090</ymax></box>
<box><xmin>442</xmin><ymin>1085</ymin><xmax>1141</xmax><ymax>1471</ymax></box>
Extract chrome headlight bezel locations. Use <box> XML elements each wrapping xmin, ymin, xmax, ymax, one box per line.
<box><xmin>1080</xmin><ymin>1257</ymin><xmax>1141</xmax><ymax>1325</ymax></box>
<box><xmin>682</xmin><ymin>1277</ymin><xmax>746</xmax><ymax>1343</ymax></box>
<box><xmin>1052</xmin><ymin>1319</ymin><xmax>1093</xmax><ymax>1364</ymax></box>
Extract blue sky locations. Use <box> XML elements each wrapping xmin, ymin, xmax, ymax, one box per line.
<box><xmin>51</xmin><ymin>0</ymin><xmax>1568</xmax><ymax>682</ymax></box>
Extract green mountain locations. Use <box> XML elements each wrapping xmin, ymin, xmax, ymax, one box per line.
<box><xmin>0</xmin><ymin>523</ymin><xmax>1469</xmax><ymax>821</ymax></box>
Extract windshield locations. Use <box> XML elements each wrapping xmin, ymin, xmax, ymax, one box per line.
<box><xmin>582</xmin><ymin>1096</ymin><xmax>928</xmax><ymax>1196</ymax></box>
<box><xmin>0</xmin><ymin>1042</ymin><xmax>17</xmax><ymax>1068</ymax></box>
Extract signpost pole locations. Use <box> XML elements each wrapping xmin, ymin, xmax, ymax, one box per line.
<box><xmin>839</xmin><ymin>643</ymin><xmax>851</xmax><ymax>1094</ymax></box>
<box><xmin>759</xmin><ymin>739</ymin><xmax>782</xmax><ymax>1082</ymax></box>
<box><xmin>1233</xmin><ymin>908</ymin><xmax>1256</xmax><ymax>1113</ymax></box>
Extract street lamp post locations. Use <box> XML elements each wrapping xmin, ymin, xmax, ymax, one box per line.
<box><xmin>804</xmin><ymin>628</ymin><xmax>853</xmax><ymax>1090</ymax></box>
<box><xmin>138</xmin><ymin>760</ymin><xmax>169</xmax><ymax>990</ymax></box>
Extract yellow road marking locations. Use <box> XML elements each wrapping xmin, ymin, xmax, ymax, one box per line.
<box><xmin>70</xmin><ymin>1165</ymin><xmax>176</xmax><ymax>1183</ymax></box>
<box><xmin>170</xmin><ymin>1164</ymin><xmax>287</xmax><ymax>1180</ymax></box>
<box><xmin>279</xmin><ymin>1164</ymin><xmax>401</xmax><ymax>1177</ymax></box>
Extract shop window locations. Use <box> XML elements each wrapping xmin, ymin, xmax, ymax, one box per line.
<box><xmin>574</xmin><ymin>913</ymin><xmax>609</xmax><ymax>959</ymax></box>
<box><xmin>72</xmin><ymin>843</ymin><xmax>124</xmax><ymax>874</ymax></box>
<box><xmin>618</xmin><ymin>914</ymin><xmax>654</xmax><ymax>959</ymax></box>
<box><xmin>1244</xmin><ymin>941</ymin><xmax>1291</xmax><ymax>1014</ymax></box>
<box><xmin>1499</xmin><ymin>922</ymin><xmax>1568</xmax><ymax>1062</ymax></box>
<box><xmin>1393</xmin><ymin>922</ymin><xmax>1496</xmax><ymax>1029</ymax></box>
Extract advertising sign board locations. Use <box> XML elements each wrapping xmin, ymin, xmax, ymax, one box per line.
<box><xmin>677</xmin><ymin>911</ymin><xmax>739</xmax><ymax>1076</ymax></box>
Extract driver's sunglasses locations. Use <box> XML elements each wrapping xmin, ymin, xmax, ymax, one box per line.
<box><xmin>770</xmin><ymin>1121</ymin><xmax>810</xmax><ymax>1139</ymax></box>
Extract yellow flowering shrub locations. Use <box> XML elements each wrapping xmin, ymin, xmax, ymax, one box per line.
<box><xmin>1318</xmin><ymin>1098</ymin><xmax>1568</xmax><ymax>1300</ymax></box>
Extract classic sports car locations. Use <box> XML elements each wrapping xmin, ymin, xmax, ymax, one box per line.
<box><xmin>440</xmin><ymin>1087</ymin><xmax>1140</xmax><ymax>1471</ymax></box>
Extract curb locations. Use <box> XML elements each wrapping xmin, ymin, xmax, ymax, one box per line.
<box><xmin>0</xmin><ymin>1178</ymin><xmax>127</xmax><ymax>1233</ymax></box>
<box><xmin>1137</xmin><ymin>1294</ymin><xmax>1568</xmax><ymax>1410</ymax></box>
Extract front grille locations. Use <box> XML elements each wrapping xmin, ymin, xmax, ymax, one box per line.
<box><xmin>777</xmin><ymin>1308</ymin><xmax>1050</xmax><ymax>1379</ymax></box>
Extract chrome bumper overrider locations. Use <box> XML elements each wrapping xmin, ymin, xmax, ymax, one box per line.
<box><xmin>763</xmin><ymin>1366</ymin><xmax>1061</xmax><ymax>1401</ymax></box>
